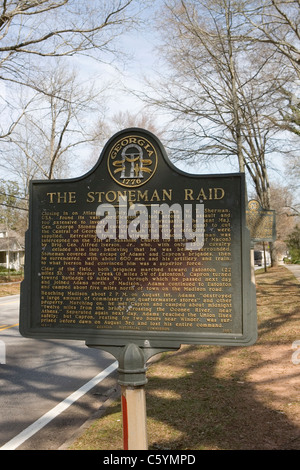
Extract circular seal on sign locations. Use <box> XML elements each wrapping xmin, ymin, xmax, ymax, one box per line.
<box><xmin>248</xmin><ymin>200</ymin><xmax>260</xmax><ymax>211</ymax></box>
<box><xmin>107</xmin><ymin>135</ymin><xmax>158</xmax><ymax>187</ymax></box>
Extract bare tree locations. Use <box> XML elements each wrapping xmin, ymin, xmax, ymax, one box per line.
<box><xmin>140</xmin><ymin>0</ymin><xmax>291</xmax><ymax>210</ymax></box>
<box><xmin>284</xmin><ymin>153</ymin><xmax>300</xmax><ymax>214</ymax></box>
<box><xmin>269</xmin><ymin>182</ymin><xmax>298</xmax><ymax>260</ymax></box>
<box><xmin>238</xmin><ymin>0</ymin><xmax>300</xmax><ymax>136</ymax></box>
<box><xmin>0</xmin><ymin>1</ymin><xmax>140</xmax><ymax>79</ymax></box>
<box><xmin>0</xmin><ymin>0</ymin><xmax>145</xmax><ymax>139</ymax></box>
<box><xmin>3</xmin><ymin>61</ymin><xmax>108</xmax><ymax>194</ymax></box>
<box><xmin>84</xmin><ymin>109</ymin><xmax>167</xmax><ymax>172</ymax></box>
<box><xmin>110</xmin><ymin>110</ymin><xmax>165</xmax><ymax>136</ymax></box>
<box><xmin>239</xmin><ymin>0</ymin><xmax>300</xmax><ymax>78</ymax></box>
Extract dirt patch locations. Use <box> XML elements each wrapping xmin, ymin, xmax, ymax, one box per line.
<box><xmin>67</xmin><ymin>266</ymin><xmax>300</xmax><ymax>450</ymax></box>
<box><xmin>0</xmin><ymin>282</ymin><xmax>21</xmax><ymax>297</ymax></box>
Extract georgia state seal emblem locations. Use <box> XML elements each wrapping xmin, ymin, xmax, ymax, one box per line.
<box><xmin>107</xmin><ymin>135</ymin><xmax>158</xmax><ymax>187</ymax></box>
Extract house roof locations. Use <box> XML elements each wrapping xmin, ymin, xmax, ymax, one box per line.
<box><xmin>0</xmin><ymin>225</ymin><xmax>25</xmax><ymax>252</ymax></box>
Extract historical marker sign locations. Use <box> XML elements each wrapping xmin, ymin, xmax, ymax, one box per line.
<box><xmin>246</xmin><ymin>200</ymin><xmax>276</xmax><ymax>243</ymax></box>
<box><xmin>20</xmin><ymin>128</ymin><xmax>257</xmax><ymax>348</ymax></box>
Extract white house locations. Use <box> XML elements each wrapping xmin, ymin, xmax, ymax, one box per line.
<box><xmin>0</xmin><ymin>226</ymin><xmax>25</xmax><ymax>271</ymax></box>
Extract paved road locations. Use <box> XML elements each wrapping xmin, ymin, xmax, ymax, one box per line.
<box><xmin>0</xmin><ymin>295</ymin><xmax>119</xmax><ymax>450</ymax></box>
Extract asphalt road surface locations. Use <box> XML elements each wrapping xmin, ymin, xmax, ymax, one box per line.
<box><xmin>0</xmin><ymin>294</ymin><xmax>119</xmax><ymax>450</ymax></box>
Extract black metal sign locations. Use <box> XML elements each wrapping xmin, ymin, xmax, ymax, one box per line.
<box><xmin>246</xmin><ymin>200</ymin><xmax>276</xmax><ymax>242</ymax></box>
<box><xmin>19</xmin><ymin>128</ymin><xmax>257</xmax><ymax>348</ymax></box>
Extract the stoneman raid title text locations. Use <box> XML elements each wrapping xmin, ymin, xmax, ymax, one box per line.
<box><xmin>45</xmin><ymin>187</ymin><xmax>226</xmax><ymax>250</ymax></box>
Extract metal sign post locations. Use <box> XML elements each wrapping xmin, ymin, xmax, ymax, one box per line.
<box><xmin>118</xmin><ymin>343</ymin><xmax>148</xmax><ymax>450</ymax></box>
<box><xmin>121</xmin><ymin>385</ymin><xmax>147</xmax><ymax>450</ymax></box>
<box><xmin>86</xmin><ymin>341</ymin><xmax>179</xmax><ymax>450</ymax></box>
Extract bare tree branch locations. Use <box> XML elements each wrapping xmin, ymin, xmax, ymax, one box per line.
<box><xmin>138</xmin><ymin>0</ymin><xmax>294</xmax><ymax>212</ymax></box>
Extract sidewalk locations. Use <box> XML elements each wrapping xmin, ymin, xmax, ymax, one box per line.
<box><xmin>284</xmin><ymin>263</ymin><xmax>300</xmax><ymax>282</ymax></box>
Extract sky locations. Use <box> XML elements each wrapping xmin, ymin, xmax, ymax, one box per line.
<box><xmin>71</xmin><ymin>44</ymin><xmax>288</xmax><ymax>194</ymax></box>
<box><xmin>0</xmin><ymin>1</ymin><xmax>296</xmax><ymax>199</ymax></box>
<box><xmin>70</xmin><ymin>29</ymin><xmax>241</xmax><ymax>178</ymax></box>
<box><xmin>67</xmin><ymin>12</ymin><xmax>291</xmax><ymax>187</ymax></box>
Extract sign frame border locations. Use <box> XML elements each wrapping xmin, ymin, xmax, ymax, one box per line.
<box><xmin>19</xmin><ymin>128</ymin><xmax>257</xmax><ymax>348</ymax></box>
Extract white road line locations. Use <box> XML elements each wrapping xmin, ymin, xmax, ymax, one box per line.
<box><xmin>0</xmin><ymin>361</ymin><xmax>118</xmax><ymax>450</ymax></box>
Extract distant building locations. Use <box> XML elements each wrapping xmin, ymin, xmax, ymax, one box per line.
<box><xmin>0</xmin><ymin>226</ymin><xmax>25</xmax><ymax>271</ymax></box>
<box><xmin>254</xmin><ymin>249</ymin><xmax>271</xmax><ymax>267</ymax></box>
